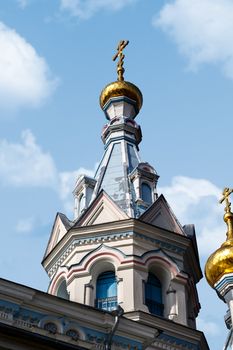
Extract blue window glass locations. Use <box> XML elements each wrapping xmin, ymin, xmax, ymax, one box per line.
<box><xmin>57</xmin><ymin>280</ymin><xmax>69</xmax><ymax>300</ymax></box>
<box><xmin>145</xmin><ymin>273</ymin><xmax>163</xmax><ymax>316</ymax></box>
<box><xmin>141</xmin><ymin>183</ymin><xmax>152</xmax><ymax>204</ymax></box>
<box><xmin>96</xmin><ymin>271</ymin><xmax>117</xmax><ymax>311</ymax></box>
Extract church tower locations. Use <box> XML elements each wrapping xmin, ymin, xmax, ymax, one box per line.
<box><xmin>42</xmin><ymin>41</ymin><xmax>208</xmax><ymax>349</ymax></box>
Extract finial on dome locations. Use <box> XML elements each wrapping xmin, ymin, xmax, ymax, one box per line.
<box><xmin>220</xmin><ymin>187</ymin><xmax>233</xmax><ymax>213</ymax></box>
<box><xmin>219</xmin><ymin>187</ymin><xmax>233</xmax><ymax>241</ymax></box>
<box><xmin>99</xmin><ymin>41</ymin><xmax>143</xmax><ymax>117</ymax></box>
<box><xmin>113</xmin><ymin>40</ymin><xmax>129</xmax><ymax>81</ymax></box>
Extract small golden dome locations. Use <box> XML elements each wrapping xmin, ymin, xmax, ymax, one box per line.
<box><xmin>99</xmin><ymin>80</ymin><xmax>143</xmax><ymax>112</ymax></box>
<box><xmin>205</xmin><ymin>209</ymin><xmax>233</xmax><ymax>288</ymax></box>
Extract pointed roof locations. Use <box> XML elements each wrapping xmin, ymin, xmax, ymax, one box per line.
<box><xmin>139</xmin><ymin>194</ymin><xmax>185</xmax><ymax>235</ymax></box>
<box><xmin>59</xmin><ymin>212</ymin><xmax>73</xmax><ymax>230</ymax></box>
<box><xmin>44</xmin><ymin>212</ymin><xmax>73</xmax><ymax>258</ymax></box>
<box><xmin>91</xmin><ymin>119</ymin><xmax>142</xmax><ymax>217</ymax></box>
<box><xmin>74</xmin><ymin>189</ymin><xmax>128</xmax><ymax>227</ymax></box>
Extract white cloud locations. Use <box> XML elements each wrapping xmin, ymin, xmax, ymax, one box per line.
<box><xmin>16</xmin><ymin>217</ymin><xmax>35</xmax><ymax>233</ymax></box>
<box><xmin>197</xmin><ymin>317</ymin><xmax>220</xmax><ymax>336</ymax></box>
<box><xmin>159</xmin><ymin>176</ymin><xmax>225</xmax><ymax>256</ymax></box>
<box><xmin>0</xmin><ymin>130</ymin><xmax>95</xmax><ymax>216</ymax></box>
<box><xmin>17</xmin><ymin>0</ymin><xmax>28</xmax><ymax>8</ymax></box>
<box><xmin>0</xmin><ymin>130</ymin><xmax>58</xmax><ymax>187</ymax></box>
<box><xmin>154</xmin><ymin>0</ymin><xmax>233</xmax><ymax>79</ymax></box>
<box><xmin>160</xmin><ymin>176</ymin><xmax>221</xmax><ymax>217</ymax></box>
<box><xmin>0</xmin><ymin>21</ymin><xmax>58</xmax><ymax>110</ymax></box>
<box><xmin>60</xmin><ymin>0</ymin><xmax>137</xmax><ymax>19</ymax></box>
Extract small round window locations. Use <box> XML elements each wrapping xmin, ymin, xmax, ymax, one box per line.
<box><xmin>44</xmin><ymin>322</ymin><xmax>57</xmax><ymax>334</ymax></box>
<box><xmin>66</xmin><ymin>329</ymin><xmax>79</xmax><ymax>341</ymax></box>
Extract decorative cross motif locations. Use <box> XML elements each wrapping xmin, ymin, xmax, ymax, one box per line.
<box><xmin>219</xmin><ymin>187</ymin><xmax>233</xmax><ymax>213</ymax></box>
<box><xmin>112</xmin><ymin>40</ymin><xmax>129</xmax><ymax>81</ymax></box>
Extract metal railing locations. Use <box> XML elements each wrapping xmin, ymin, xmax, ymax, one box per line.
<box><xmin>95</xmin><ymin>296</ymin><xmax>118</xmax><ymax>311</ymax></box>
<box><xmin>145</xmin><ymin>299</ymin><xmax>164</xmax><ymax>316</ymax></box>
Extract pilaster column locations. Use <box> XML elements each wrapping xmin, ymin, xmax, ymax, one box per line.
<box><xmin>173</xmin><ymin>281</ymin><xmax>188</xmax><ymax>325</ymax></box>
<box><xmin>166</xmin><ymin>283</ymin><xmax>177</xmax><ymax>321</ymax></box>
<box><xmin>84</xmin><ymin>281</ymin><xmax>94</xmax><ymax>306</ymax></box>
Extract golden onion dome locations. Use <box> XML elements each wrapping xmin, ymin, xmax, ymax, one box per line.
<box><xmin>205</xmin><ymin>190</ymin><xmax>233</xmax><ymax>288</ymax></box>
<box><xmin>99</xmin><ymin>80</ymin><xmax>143</xmax><ymax>112</ymax></box>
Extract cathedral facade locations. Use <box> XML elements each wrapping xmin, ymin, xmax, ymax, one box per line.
<box><xmin>0</xmin><ymin>42</ymin><xmax>209</xmax><ymax>350</ymax></box>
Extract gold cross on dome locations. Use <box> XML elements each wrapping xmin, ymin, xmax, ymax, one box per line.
<box><xmin>113</xmin><ymin>40</ymin><xmax>129</xmax><ymax>81</ymax></box>
<box><xmin>219</xmin><ymin>187</ymin><xmax>233</xmax><ymax>213</ymax></box>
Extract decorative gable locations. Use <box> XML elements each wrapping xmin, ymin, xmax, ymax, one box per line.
<box><xmin>44</xmin><ymin>213</ymin><xmax>72</xmax><ymax>258</ymax></box>
<box><xmin>75</xmin><ymin>190</ymin><xmax>128</xmax><ymax>227</ymax></box>
<box><xmin>139</xmin><ymin>195</ymin><xmax>185</xmax><ymax>235</ymax></box>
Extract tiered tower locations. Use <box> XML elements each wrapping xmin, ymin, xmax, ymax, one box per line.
<box><xmin>205</xmin><ymin>188</ymin><xmax>233</xmax><ymax>349</ymax></box>
<box><xmin>42</xmin><ymin>41</ymin><xmax>208</xmax><ymax>349</ymax></box>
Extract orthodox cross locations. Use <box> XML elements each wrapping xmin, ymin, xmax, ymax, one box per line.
<box><xmin>219</xmin><ymin>187</ymin><xmax>233</xmax><ymax>213</ymax></box>
<box><xmin>113</xmin><ymin>40</ymin><xmax>129</xmax><ymax>81</ymax></box>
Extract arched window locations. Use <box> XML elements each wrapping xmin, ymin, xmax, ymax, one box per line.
<box><xmin>57</xmin><ymin>280</ymin><xmax>69</xmax><ymax>300</ymax></box>
<box><xmin>141</xmin><ymin>183</ymin><xmax>152</xmax><ymax>204</ymax></box>
<box><xmin>96</xmin><ymin>271</ymin><xmax>117</xmax><ymax>311</ymax></box>
<box><xmin>145</xmin><ymin>273</ymin><xmax>163</xmax><ymax>316</ymax></box>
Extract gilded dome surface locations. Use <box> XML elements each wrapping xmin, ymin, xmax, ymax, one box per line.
<box><xmin>205</xmin><ymin>238</ymin><xmax>233</xmax><ymax>288</ymax></box>
<box><xmin>99</xmin><ymin>80</ymin><xmax>143</xmax><ymax>111</ymax></box>
<box><xmin>205</xmin><ymin>210</ymin><xmax>233</xmax><ymax>288</ymax></box>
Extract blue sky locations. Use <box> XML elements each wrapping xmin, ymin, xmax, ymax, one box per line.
<box><xmin>0</xmin><ymin>0</ymin><xmax>232</xmax><ymax>348</ymax></box>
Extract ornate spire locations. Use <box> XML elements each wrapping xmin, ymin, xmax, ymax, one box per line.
<box><xmin>94</xmin><ymin>41</ymin><xmax>158</xmax><ymax>217</ymax></box>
